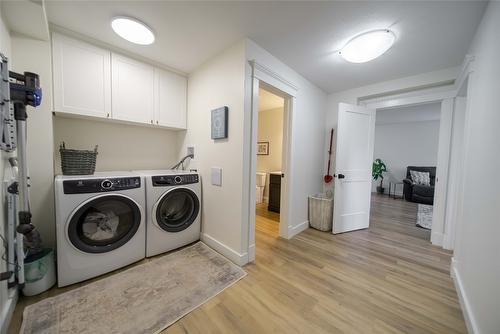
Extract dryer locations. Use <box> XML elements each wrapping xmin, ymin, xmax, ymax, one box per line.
<box><xmin>136</xmin><ymin>170</ymin><xmax>201</xmax><ymax>257</ymax></box>
<box><xmin>55</xmin><ymin>172</ymin><xmax>146</xmax><ymax>287</ymax></box>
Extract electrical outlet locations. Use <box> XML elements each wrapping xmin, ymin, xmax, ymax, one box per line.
<box><xmin>187</xmin><ymin>146</ymin><xmax>195</xmax><ymax>159</ymax></box>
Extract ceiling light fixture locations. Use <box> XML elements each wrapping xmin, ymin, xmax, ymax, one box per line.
<box><xmin>111</xmin><ymin>17</ymin><xmax>155</xmax><ymax>45</ymax></box>
<box><xmin>339</xmin><ymin>29</ymin><xmax>395</xmax><ymax>63</ymax></box>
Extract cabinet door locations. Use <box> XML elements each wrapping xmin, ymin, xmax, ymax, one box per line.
<box><xmin>154</xmin><ymin>68</ymin><xmax>187</xmax><ymax>129</ymax></box>
<box><xmin>52</xmin><ymin>33</ymin><xmax>111</xmax><ymax>118</ymax></box>
<box><xmin>111</xmin><ymin>54</ymin><xmax>154</xmax><ymax>124</ymax></box>
<box><xmin>268</xmin><ymin>174</ymin><xmax>281</xmax><ymax>213</ymax></box>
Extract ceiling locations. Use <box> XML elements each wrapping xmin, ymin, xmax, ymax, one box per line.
<box><xmin>44</xmin><ymin>1</ymin><xmax>486</xmax><ymax>93</ymax></box>
<box><xmin>259</xmin><ymin>88</ymin><xmax>284</xmax><ymax>112</ymax></box>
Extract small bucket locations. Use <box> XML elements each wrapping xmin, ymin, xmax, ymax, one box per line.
<box><xmin>23</xmin><ymin>248</ymin><xmax>56</xmax><ymax>296</ymax></box>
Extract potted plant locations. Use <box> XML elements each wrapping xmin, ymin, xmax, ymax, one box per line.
<box><xmin>372</xmin><ymin>158</ymin><xmax>387</xmax><ymax>194</ymax></box>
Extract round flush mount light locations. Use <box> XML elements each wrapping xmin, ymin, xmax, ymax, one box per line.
<box><xmin>111</xmin><ymin>17</ymin><xmax>155</xmax><ymax>45</ymax></box>
<box><xmin>339</xmin><ymin>29</ymin><xmax>395</xmax><ymax>63</ymax></box>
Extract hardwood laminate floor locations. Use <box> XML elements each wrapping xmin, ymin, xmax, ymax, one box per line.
<box><xmin>9</xmin><ymin>194</ymin><xmax>465</xmax><ymax>333</ymax></box>
<box><xmin>256</xmin><ymin>202</ymin><xmax>280</xmax><ymax>238</ymax></box>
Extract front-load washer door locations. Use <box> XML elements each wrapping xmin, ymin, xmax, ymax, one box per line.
<box><xmin>67</xmin><ymin>195</ymin><xmax>141</xmax><ymax>253</ymax></box>
<box><xmin>155</xmin><ymin>188</ymin><xmax>200</xmax><ymax>232</ymax></box>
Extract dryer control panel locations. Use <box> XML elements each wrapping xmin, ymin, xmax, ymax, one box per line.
<box><xmin>152</xmin><ymin>174</ymin><xmax>199</xmax><ymax>187</ymax></box>
<box><xmin>63</xmin><ymin>177</ymin><xmax>141</xmax><ymax>194</ymax></box>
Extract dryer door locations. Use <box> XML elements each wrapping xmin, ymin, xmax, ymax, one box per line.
<box><xmin>155</xmin><ymin>188</ymin><xmax>200</xmax><ymax>232</ymax></box>
<box><xmin>67</xmin><ymin>195</ymin><xmax>141</xmax><ymax>253</ymax></box>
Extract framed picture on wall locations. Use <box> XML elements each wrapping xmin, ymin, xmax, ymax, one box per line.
<box><xmin>257</xmin><ymin>142</ymin><xmax>269</xmax><ymax>155</ymax></box>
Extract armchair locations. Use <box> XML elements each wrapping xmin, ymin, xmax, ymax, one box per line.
<box><xmin>403</xmin><ymin>166</ymin><xmax>436</xmax><ymax>205</ymax></box>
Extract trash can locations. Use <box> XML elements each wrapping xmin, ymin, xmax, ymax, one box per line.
<box><xmin>308</xmin><ymin>193</ymin><xmax>333</xmax><ymax>232</ymax></box>
<box><xmin>23</xmin><ymin>248</ymin><xmax>56</xmax><ymax>296</ymax></box>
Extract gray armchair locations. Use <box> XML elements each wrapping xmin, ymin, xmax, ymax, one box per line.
<box><xmin>403</xmin><ymin>166</ymin><xmax>436</xmax><ymax>205</ymax></box>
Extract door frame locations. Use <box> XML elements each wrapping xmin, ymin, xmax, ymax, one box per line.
<box><xmin>443</xmin><ymin>58</ymin><xmax>474</xmax><ymax>251</ymax></box>
<box><xmin>359</xmin><ymin>55</ymin><xmax>474</xmax><ymax>249</ymax></box>
<box><xmin>247</xmin><ymin>60</ymin><xmax>297</xmax><ymax>262</ymax></box>
<box><xmin>361</xmin><ymin>94</ymin><xmax>451</xmax><ymax>247</ymax></box>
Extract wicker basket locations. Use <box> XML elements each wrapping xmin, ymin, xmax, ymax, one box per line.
<box><xmin>308</xmin><ymin>193</ymin><xmax>333</xmax><ymax>232</ymax></box>
<box><xmin>60</xmin><ymin>142</ymin><xmax>98</xmax><ymax>175</ymax></box>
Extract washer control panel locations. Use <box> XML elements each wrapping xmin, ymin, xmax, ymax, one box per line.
<box><xmin>152</xmin><ymin>174</ymin><xmax>199</xmax><ymax>187</ymax></box>
<box><xmin>63</xmin><ymin>177</ymin><xmax>141</xmax><ymax>194</ymax></box>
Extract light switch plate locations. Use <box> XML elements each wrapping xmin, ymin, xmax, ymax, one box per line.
<box><xmin>211</xmin><ymin>167</ymin><xmax>222</xmax><ymax>186</ymax></box>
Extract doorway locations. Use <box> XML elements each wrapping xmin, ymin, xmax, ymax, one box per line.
<box><xmin>247</xmin><ymin>70</ymin><xmax>295</xmax><ymax>263</ymax></box>
<box><xmin>255</xmin><ymin>87</ymin><xmax>284</xmax><ymax>238</ymax></box>
<box><xmin>371</xmin><ymin>102</ymin><xmax>442</xmax><ymax>241</ymax></box>
<box><xmin>334</xmin><ymin>81</ymin><xmax>466</xmax><ymax>252</ymax></box>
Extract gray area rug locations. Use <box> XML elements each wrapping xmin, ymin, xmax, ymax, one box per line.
<box><xmin>21</xmin><ymin>242</ymin><xmax>246</xmax><ymax>334</ymax></box>
<box><xmin>417</xmin><ymin>204</ymin><xmax>433</xmax><ymax>229</ymax></box>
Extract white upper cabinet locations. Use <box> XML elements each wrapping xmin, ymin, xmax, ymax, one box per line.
<box><xmin>154</xmin><ymin>68</ymin><xmax>187</xmax><ymax>129</ymax></box>
<box><xmin>111</xmin><ymin>54</ymin><xmax>154</xmax><ymax>124</ymax></box>
<box><xmin>52</xmin><ymin>34</ymin><xmax>187</xmax><ymax>129</ymax></box>
<box><xmin>52</xmin><ymin>33</ymin><xmax>111</xmax><ymax>118</ymax></box>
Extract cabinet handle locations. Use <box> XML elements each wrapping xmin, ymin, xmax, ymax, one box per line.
<box><xmin>156</xmin><ymin>120</ymin><xmax>158</xmax><ymax>124</ymax></box>
<box><xmin>107</xmin><ymin>113</ymin><xmax>110</xmax><ymax>118</ymax></box>
<box><xmin>150</xmin><ymin>120</ymin><xmax>153</xmax><ymax>124</ymax></box>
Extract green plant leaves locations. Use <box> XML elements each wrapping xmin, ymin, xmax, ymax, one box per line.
<box><xmin>372</xmin><ymin>158</ymin><xmax>387</xmax><ymax>180</ymax></box>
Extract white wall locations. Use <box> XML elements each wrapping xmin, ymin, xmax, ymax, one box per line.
<box><xmin>452</xmin><ymin>2</ymin><xmax>500</xmax><ymax>333</ymax></box>
<box><xmin>372</xmin><ymin>104</ymin><xmax>441</xmax><ymax>194</ymax></box>
<box><xmin>0</xmin><ymin>9</ymin><xmax>14</xmax><ymax>333</ymax></box>
<box><xmin>177</xmin><ymin>40</ymin><xmax>248</xmax><ymax>264</ymax></box>
<box><xmin>245</xmin><ymin>39</ymin><xmax>328</xmax><ymax>240</ymax></box>
<box><xmin>53</xmin><ymin>117</ymin><xmax>180</xmax><ymax>173</ymax></box>
<box><xmin>257</xmin><ymin>107</ymin><xmax>283</xmax><ymax>201</ymax></box>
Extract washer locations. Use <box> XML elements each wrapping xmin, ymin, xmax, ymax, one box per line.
<box><xmin>55</xmin><ymin>172</ymin><xmax>146</xmax><ymax>287</ymax></box>
<box><xmin>136</xmin><ymin>170</ymin><xmax>201</xmax><ymax>257</ymax></box>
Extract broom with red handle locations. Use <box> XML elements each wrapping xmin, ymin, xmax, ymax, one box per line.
<box><xmin>324</xmin><ymin>129</ymin><xmax>334</xmax><ymax>183</ymax></box>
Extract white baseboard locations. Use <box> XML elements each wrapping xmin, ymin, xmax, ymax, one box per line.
<box><xmin>248</xmin><ymin>243</ymin><xmax>256</xmax><ymax>263</ymax></box>
<box><xmin>0</xmin><ymin>289</ymin><xmax>18</xmax><ymax>334</ymax></box>
<box><xmin>431</xmin><ymin>231</ymin><xmax>443</xmax><ymax>246</ymax></box>
<box><xmin>451</xmin><ymin>258</ymin><xmax>480</xmax><ymax>334</ymax></box>
<box><xmin>201</xmin><ymin>233</ymin><xmax>248</xmax><ymax>266</ymax></box>
<box><xmin>288</xmin><ymin>221</ymin><xmax>309</xmax><ymax>238</ymax></box>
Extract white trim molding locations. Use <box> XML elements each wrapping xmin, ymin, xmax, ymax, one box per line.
<box><xmin>361</xmin><ymin>86</ymin><xmax>455</xmax><ymax>110</ymax></box>
<box><xmin>451</xmin><ymin>258</ymin><xmax>480</xmax><ymax>334</ymax></box>
<box><xmin>201</xmin><ymin>233</ymin><xmax>248</xmax><ymax>266</ymax></box>
<box><xmin>248</xmin><ymin>243</ymin><xmax>255</xmax><ymax>263</ymax></box>
<box><xmin>288</xmin><ymin>221</ymin><xmax>309</xmax><ymax>238</ymax></box>
<box><xmin>0</xmin><ymin>289</ymin><xmax>18</xmax><ymax>334</ymax></box>
<box><xmin>454</xmin><ymin>54</ymin><xmax>475</xmax><ymax>95</ymax></box>
<box><xmin>249</xmin><ymin>60</ymin><xmax>298</xmax><ymax>97</ymax></box>
<box><xmin>430</xmin><ymin>232</ymin><xmax>444</xmax><ymax>246</ymax></box>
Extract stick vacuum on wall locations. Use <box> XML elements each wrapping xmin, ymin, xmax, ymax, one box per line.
<box><xmin>0</xmin><ymin>53</ymin><xmax>43</xmax><ymax>288</ymax></box>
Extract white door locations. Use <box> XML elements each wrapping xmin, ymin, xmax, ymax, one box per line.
<box><xmin>154</xmin><ymin>68</ymin><xmax>187</xmax><ymax>129</ymax></box>
<box><xmin>111</xmin><ymin>54</ymin><xmax>154</xmax><ymax>124</ymax></box>
<box><xmin>52</xmin><ymin>33</ymin><xmax>111</xmax><ymax>118</ymax></box>
<box><xmin>333</xmin><ymin>103</ymin><xmax>376</xmax><ymax>234</ymax></box>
